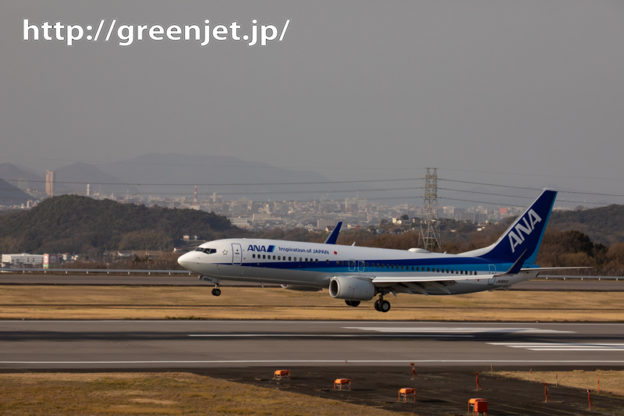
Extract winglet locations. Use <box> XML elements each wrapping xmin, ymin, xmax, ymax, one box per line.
<box><xmin>324</xmin><ymin>222</ymin><xmax>342</xmax><ymax>244</ymax></box>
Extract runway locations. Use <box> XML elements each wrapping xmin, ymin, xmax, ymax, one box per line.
<box><xmin>0</xmin><ymin>273</ymin><xmax>622</xmax><ymax>290</ymax></box>
<box><xmin>0</xmin><ymin>273</ymin><xmax>265</xmax><ymax>287</ymax></box>
<box><xmin>2</xmin><ymin>320</ymin><xmax>624</xmax><ymax>370</ymax></box>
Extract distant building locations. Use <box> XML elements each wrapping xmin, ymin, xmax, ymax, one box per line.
<box><xmin>231</xmin><ymin>217</ymin><xmax>252</xmax><ymax>229</ymax></box>
<box><xmin>441</xmin><ymin>205</ymin><xmax>455</xmax><ymax>218</ymax></box>
<box><xmin>316</xmin><ymin>218</ymin><xmax>336</xmax><ymax>230</ymax></box>
<box><xmin>45</xmin><ymin>170</ymin><xmax>54</xmax><ymax>197</ymax></box>
<box><xmin>1</xmin><ymin>253</ymin><xmax>45</xmax><ymax>267</ymax></box>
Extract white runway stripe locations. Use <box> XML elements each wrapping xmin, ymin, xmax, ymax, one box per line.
<box><xmin>188</xmin><ymin>333</ymin><xmax>472</xmax><ymax>338</ymax></box>
<box><xmin>346</xmin><ymin>327</ymin><xmax>573</xmax><ymax>334</ymax></box>
<box><xmin>490</xmin><ymin>342</ymin><xmax>624</xmax><ymax>351</ymax></box>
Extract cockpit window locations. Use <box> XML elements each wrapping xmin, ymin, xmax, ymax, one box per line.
<box><xmin>195</xmin><ymin>247</ymin><xmax>217</xmax><ymax>254</ymax></box>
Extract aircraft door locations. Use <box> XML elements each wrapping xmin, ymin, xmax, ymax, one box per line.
<box><xmin>488</xmin><ymin>264</ymin><xmax>497</xmax><ymax>284</ymax></box>
<box><xmin>231</xmin><ymin>243</ymin><xmax>242</xmax><ymax>265</ymax></box>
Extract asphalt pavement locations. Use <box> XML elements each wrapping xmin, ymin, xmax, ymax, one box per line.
<box><xmin>1</xmin><ymin>320</ymin><xmax>624</xmax><ymax>370</ymax></box>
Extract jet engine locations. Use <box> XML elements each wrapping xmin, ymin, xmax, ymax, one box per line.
<box><xmin>328</xmin><ymin>276</ymin><xmax>375</xmax><ymax>300</ymax></box>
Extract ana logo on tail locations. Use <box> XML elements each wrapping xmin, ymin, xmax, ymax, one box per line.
<box><xmin>508</xmin><ymin>209</ymin><xmax>542</xmax><ymax>253</ymax></box>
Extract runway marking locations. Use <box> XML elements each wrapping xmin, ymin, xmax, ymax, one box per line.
<box><xmin>345</xmin><ymin>327</ymin><xmax>574</xmax><ymax>334</ymax></box>
<box><xmin>188</xmin><ymin>333</ymin><xmax>472</xmax><ymax>338</ymax></box>
<box><xmin>3</xmin><ymin>359</ymin><xmax>624</xmax><ymax>365</ymax></box>
<box><xmin>490</xmin><ymin>342</ymin><xmax>624</xmax><ymax>351</ymax></box>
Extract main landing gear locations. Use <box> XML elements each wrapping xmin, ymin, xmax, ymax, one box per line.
<box><xmin>345</xmin><ymin>300</ymin><xmax>360</xmax><ymax>307</ymax></box>
<box><xmin>374</xmin><ymin>295</ymin><xmax>391</xmax><ymax>313</ymax></box>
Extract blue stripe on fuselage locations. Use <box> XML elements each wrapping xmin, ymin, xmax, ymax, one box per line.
<box><xmin>223</xmin><ymin>257</ymin><xmax>522</xmax><ymax>274</ymax></box>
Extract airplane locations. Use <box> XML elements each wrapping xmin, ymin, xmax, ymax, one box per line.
<box><xmin>177</xmin><ymin>189</ymin><xmax>559</xmax><ymax>312</ymax></box>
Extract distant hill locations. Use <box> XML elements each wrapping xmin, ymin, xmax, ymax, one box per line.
<box><xmin>0</xmin><ymin>179</ymin><xmax>33</xmax><ymax>206</ymax></box>
<box><xmin>0</xmin><ymin>163</ymin><xmax>43</xmax><ymax>196</ymax></box>
<box><xmin>550</xmin><ymin>205</ymin><xmax>624</xmax><ymax>246</ymax></box>
<box><xmin>98</xmin><ymin>153</ymin><xmax>339</xmax><ymax>200</ymax></box>
<box><xmin>0</xmin><ymin>195</ymin><xmax>239</xmax><ymax>255</ymax></box>
<box><xmin>53</xmin><ymin>162</ymin><xmax>137</xmax><ymax>196</ymax></box>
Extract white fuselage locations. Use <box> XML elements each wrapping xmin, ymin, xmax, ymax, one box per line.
<box><xmin>177</xmin><ymin>238</ymin><xmax>535</xmax><ymax>295</ymax></box>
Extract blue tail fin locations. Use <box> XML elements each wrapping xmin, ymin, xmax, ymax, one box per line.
<box><xmin>324</xmin><ymin>221</ymin><xmax>342</xmax><ymax>244</ymax></box>
<box><xmin>463</xmin><ymin>189</ymin><xmax>557</xmax><ymax>265</ymax></box>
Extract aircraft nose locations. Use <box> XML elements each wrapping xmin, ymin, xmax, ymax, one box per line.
<box><xmin>177</xmin><ymin>252</ymin><xmax>191</xmax><ymax>269</ymax></box>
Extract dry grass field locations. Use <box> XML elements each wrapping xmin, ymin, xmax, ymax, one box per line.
<box><xmin>0</xmin><ymin>372</ymin><xmax>407</xmax><ymax>416</ymax></box>
<box><xmin>1</xmin><ymin>285</ymin><xmax>624</xmax><ymax>320</ymax></box>
<box><xmin>495</xmin><ymin>370</ymin><xmax>624</xmax><ymax>397</ymax></box>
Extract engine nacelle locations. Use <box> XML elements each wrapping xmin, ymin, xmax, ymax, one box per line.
<box><xmin>281</xmin><ymin>284</ymin><xmax>322</xmax><ymax>292</ymax></box>
<box><xmin>328</xmin><ymin>276</ymin><xmax>375</xmax><ymax>300</ymax></box>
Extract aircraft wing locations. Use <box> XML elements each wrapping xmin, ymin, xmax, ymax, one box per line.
<box><xmin>372</xmin><ymin>274</ymin><xmax>494</xmax><ymax>284</ymax></box>
<box><xmin>370</xmin><ymin>274</ymin><xmax>497</xmax><ymax>295</ymax></box>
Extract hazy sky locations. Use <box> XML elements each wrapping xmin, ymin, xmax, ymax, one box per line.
<box><xmin>2</xmin><ymin>1</ymin><xmax>624</xmax><ymax>200</ymax></box>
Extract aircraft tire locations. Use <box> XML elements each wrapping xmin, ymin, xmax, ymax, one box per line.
<box><xmin>345</xmin><ymin>300</ymin><xmax>360</xmax><ymax>307</ymax></box>
<box><xmin>380</xmin><ymin>300</ymin><xmax>391</xmax><ymax>312</ymax></box>
<box><xmin>374</xmin><ymin>300</ymin><xmax>381</xmax><ymax>311</ymax></box>
<box><xmin>211</xmin><ymin>288</ymin><xmax>222</xmax><ymax>297</ymax></box>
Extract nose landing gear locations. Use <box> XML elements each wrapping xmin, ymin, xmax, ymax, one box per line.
<box><xmin>199</xmin><ymin>276</ymin><xmax>222</xmax><ymax>296</ymax></box>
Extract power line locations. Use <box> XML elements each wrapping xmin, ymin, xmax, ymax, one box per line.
<box><xmin>440</xmin><ymin>177</ymin><xmax>624</xmax><ymax>198</ymax></box>
<box><xmin>1</xmin><ymin>177</ymin><xmax>425</xmax><ymax>187</ymax></box>
<box><xmin>439</xmin><ymin>187</ymin><xmax>533</xmax><ymax>200</ymax></box>
<box><xmin>439</xmin><ymin>195</ymin><xmax>608</xmax><ymax>208</ymax></box>
<box><xmin>439</xmin><ymin>178</ymin><xmax>542</xmax><ymax>191</ymax></box>
<box><xmin>119</xmin><ymin>186</ymin><xmax>426</xmax><ymax>197</ymax></box>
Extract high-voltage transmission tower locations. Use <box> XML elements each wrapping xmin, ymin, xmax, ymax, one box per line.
<box><xmin>419</xmin><ymin>167</ymin><xmax>441</xmax><ymax>251</ymax></box>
